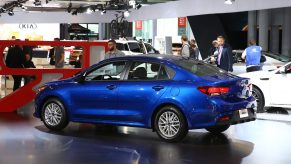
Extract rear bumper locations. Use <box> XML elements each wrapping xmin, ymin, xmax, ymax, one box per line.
<box><xmin>216</xmin><ymin>108</ymin><xmax>256</xmax><ymax>126</ymax></box>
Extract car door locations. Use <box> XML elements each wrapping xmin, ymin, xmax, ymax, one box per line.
<box><xmin>70</xmin><ymin>61</ymin><xmax>128</xmax><ymax>121</ymax></box>
<box><xmin>269</xmin><ymin>63</ymin><xmax>291</xmax><ymax>106</ymax></box>
<box><xmin>117</xmin><ymin>61</ymin><xmax>172</xmax><ymax>125</ymax></box>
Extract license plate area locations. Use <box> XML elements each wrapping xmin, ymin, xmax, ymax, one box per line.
<box><xmin>239</xmin><ymin>109</ymin><xmax>249</xmax><ymax>118</ymax></box>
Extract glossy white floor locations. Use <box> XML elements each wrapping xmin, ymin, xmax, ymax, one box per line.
<box><xmin>0</xmin><ymin>102</ymin><xmax>290</xmax><ymax>164</ymax></box>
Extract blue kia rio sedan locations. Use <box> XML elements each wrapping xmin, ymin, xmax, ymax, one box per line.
<box><xmin>34</xmin><ymin>55</ymin><xmax>256</xmax><ymax>142</ymax></box>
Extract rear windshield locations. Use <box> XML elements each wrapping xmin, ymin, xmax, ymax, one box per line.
<box><xmin>174</xmin><ymin>59</ymin><xmax>227</xmax><ymax>76</ymax></box>
<box><xmin>128</xmin><ymin>42</ymin><xmax>142</xmax><ymax>53</ymax></box>
<box><xmin>116</xmin><ymin>43</ymin><xmax>127</xmax><ymax>51</ymax></box>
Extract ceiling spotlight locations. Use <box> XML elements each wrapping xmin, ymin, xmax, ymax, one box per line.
<box><xmin>224</xmin><ymin>0</ymin><xmax>234</xmax><ymax>5</ymax></box>
<box><xmin>8</xmin><ymin>10</ymin><xmax>14</xmax><ymax>16</ymax></box>
<box><xmin>21</xmin><ymin>5</ymin><xmax>27</xmax><ymax>11</ymax></box>
<box><xmin>135</xmin><ymin>3</ymin><xmax>142</xmax><ymax>10</ymax></box>
<box><xmin>124</xmin><ymin>10</ymin><xmax>130</xmax><ymax>17</ymax></box>
<box><xmin>0</xmin><ymin>8</ymin><xmax>6</xmax><ymax>13</ymax></box>
<box><xmin>67</xmin><ymin>2</ymin><xmax>72</xmax><ymax>13</ymax></box>
<box><xmin>34</xmin><ymin>0</ymin><xmax>41</xmax><ymax>6</ymax></box>
<box><xmin>101</xmin><ymin>9</ymin><xmax>106</xmax><ymax>15</ymax></box>
<box><xmin>72</xmin><ymin>10</ymin><xmax>78</xmax><ymax>15</ymax></box>
<box><xmin>86</xmin><ymin>8</ymin><xmax>93</xmax><ymax>14</ymax></box>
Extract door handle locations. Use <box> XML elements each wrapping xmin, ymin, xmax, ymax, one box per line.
<box><xmin>106</xmin><ymin>85</ymin><xmax>117</xmax><ymax>90</ymax></box>
<box><xmin>152</xmin><ymin>85</ymin><xmax>164</xmax><ymax>91</ymax></box>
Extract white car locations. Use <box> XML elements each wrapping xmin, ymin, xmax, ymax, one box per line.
<box><xmin>232</xmin><ymin>50</ymin><xmax>287</xmax><ymax>75</ymax></box>
<box><xmin>204</xmin><ymin>51</ymin><xmax>288</xmax><ymax>75</ymax></box>
<box><xmin>116</xmin><ymin>40</ymin><xmax>143</xmax><ymax>55</ymax></box>
<box><xmin>239</xmin><ymin>62</ymin><xmax>291</xmax><ymax>112</ymax></box>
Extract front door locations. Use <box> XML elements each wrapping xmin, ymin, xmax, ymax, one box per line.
<box><xmin>270</xmin><ymin>63</ymin><xmax>291</xmax><ymax>106</ymax></box>
<box><xmin>70</xmin><ymin>61</ymin><xmax>128</xmax><ymax>121</ymax></box>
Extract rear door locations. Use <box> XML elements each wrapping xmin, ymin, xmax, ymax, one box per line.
<box><xmin>117</xmin><ymin>61</ymin><xmax>172</xmax><ymax>125</ymax></box>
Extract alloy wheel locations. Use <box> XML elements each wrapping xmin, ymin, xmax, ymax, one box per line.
<box><xmin>44</xmin><ymin>103</ymin><xmax>63</xmax><ymax>126</ymax></box>
<box><xmin>158</xmin><ymin>111</ymin><xmax>181</xmax><ymax>138</ymax></box>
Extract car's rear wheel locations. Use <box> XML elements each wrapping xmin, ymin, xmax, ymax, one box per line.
<box><xmin>205</xmin><ymin>125</ymin><xmax>230</xmax><ymax>133</ymax></box>
<box><xmin>154</xmin><ymin>106</ymin><xmax>188</xmax><ymax>143</ymax></box>
<box><xmin>252</xmin><ymin>87</ymin><xmax>265</xmax><ymax>113</ymax></box>
<box><xmin>41</xmin><ymin>98</ymin><xmax>69</xmax><ymax>131</ymax></box>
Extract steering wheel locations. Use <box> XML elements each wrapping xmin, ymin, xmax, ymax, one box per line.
<box><xmin>91</xmin><ymin>74</ymin><xmax>113</xmax><ymax>81</ymax></box>
<box><xmin>102</xmin><ymin>74</ymin><xmax>113</xmax><ymax>80</ymax></box>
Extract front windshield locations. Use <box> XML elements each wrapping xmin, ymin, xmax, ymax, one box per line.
<box><xmin>264</xmin><ymin>52</ymin><xmax>291</xmax><ymax>62</ymax></box>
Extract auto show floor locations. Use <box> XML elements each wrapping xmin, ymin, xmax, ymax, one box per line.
<box><xmin>1</xmin><ymin>103</ymin><xmax>291</xmax><ymax>164</ymax></box>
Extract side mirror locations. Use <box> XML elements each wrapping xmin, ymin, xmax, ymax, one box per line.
<box><xmin>279</xmin><ymin>67</ymin><xmax>286</xmax><ymax>74</ymax></box>
<box><xmin>78</xmin><ymin>73</ymin><xmax>86</xmax><ymax>83</ymax></box>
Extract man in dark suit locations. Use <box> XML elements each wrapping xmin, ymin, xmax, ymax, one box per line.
<box><xmin>5</xmin><ymin>42</ymin><xmax>26</xmax><ymax>91</ymax></box>
<box><xmin>216</xmin><ymin>36</ymin><xmax>233</xmax><ymax>72</ymax></box>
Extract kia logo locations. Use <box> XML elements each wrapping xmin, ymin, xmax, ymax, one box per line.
<box><xmin>19</xmin><ymin>24</ymin><xmax>37</xmax><ymax>30</ymax></box>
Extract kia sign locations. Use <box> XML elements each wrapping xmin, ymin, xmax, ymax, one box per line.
<box><xmin>19</xmin><ymin>24</ymin><xmax>37</xmax><ymax>30</ymax></box>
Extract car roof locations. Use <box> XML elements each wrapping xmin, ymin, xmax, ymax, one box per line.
<box><xmin>115</xmin><ymin>40</ymin><xmax>139</xmax><ymax>44</ymax></box>
<box><xmin>102</xmin><ymin>55</ymin><xmax>185</xmax><ymax>63</ymax></box>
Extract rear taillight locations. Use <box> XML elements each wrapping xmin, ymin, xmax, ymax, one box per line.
<box><xmin>198</xmin><ymin>86</ymin><xmax>230</xmax><ymax>96</ymax></box>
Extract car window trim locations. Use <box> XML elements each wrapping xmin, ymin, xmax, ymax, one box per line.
<box><xmin>84</xmin><ymin>60</ymin><xmax>129</xmax><ymax>82</ymax></box>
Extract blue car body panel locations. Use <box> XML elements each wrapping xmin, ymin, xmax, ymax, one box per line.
<box><xmin>34</xmin><ymin>55</ymin><xmax>256</xmax><ymax>129</ymax></box>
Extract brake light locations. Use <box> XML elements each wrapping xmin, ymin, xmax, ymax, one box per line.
<box><xmin>198</xmin><ymin>86</ymin><xmax>229</xmax><ymax>96</ymax></box>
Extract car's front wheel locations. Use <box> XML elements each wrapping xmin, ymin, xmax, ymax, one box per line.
<box><xmin>205</xmin><ymin>125</ymin><xmax>230</xmax><ymax>133</ymax></box>
<box><xmin>41</xmin><ymin>98</ymin><xmax>69</xmax><ymax>131</ymax></box>
<box><xmin>154</xmin><ymin>106</ymin><xmax>188</xmax><ymax>143</ymax></box>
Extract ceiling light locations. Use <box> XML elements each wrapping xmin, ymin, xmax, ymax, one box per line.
<box><xmin>135</xmin><ymin>3</ymin><xmax>142</xmax><ymax>10</ymax></box>
<box><xmin>101</xmin><ymin>9</ymin><xmax>106</xmax><ymax>15</ymax></box>
<box><xmin>34</xmin><ymin>0</ymin><xmax>41</xmax><ymax>6</ymax></box>
<box><xmin>86</xmin><ymin>8</ymin><xmax>93</xmax><ymax>14</ymax></box>
<box><xmin>124</xmin><ymin>10</ymin><xmax>130</xmax><ymax>17</ymax></box>
<box><xmin>224</xmin><ymin>0</ymin><xmax>234</xmax><ymax>5</ymax></box>
<box><xmin>67</xmin><ymin>2</ymin><xmax>72</xmax><ymax>13</ymax></box>
<box><xmin>8</xmin><ymin>10</ymin><xmax>14</xmax><ymax>16</ymax></box>
<box><xmin>21</xmin><ymin>5</ymin><xmax>27</xmax><ymax>11</ymax></box>
<box><xmin>72</xmin><ymin>10</ymin><xmax>78</xmax><ymax>15</ymax></box>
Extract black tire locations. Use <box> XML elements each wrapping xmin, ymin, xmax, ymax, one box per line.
<box><xmin>154</xmin><ymin>106</ymin><xmax>188</xmax><ymax>143</ymax></box>
<box><xmin>41</xmin><ymin>98</ymin><xmax>69</xmax><ymax>131</ymax></box>
<box><xmin>205</xmin><ymin>125</ymin><xmax>230</xmax><ymax>133</ymax></box>
<box><xmin>252</xmin><ymin>86</ymin><xmax>265</xmax><ymax>113</ymax></box>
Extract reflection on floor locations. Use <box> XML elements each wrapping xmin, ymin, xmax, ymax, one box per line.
<box><xmin>0</xmin><ymin>103</ymin><xmax>291</xmax><ymax>164</ymax></box>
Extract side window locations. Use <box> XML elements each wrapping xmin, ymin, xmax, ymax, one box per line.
<box><xmin>127</xmin><ymin>61</ymin><xmax>170</xmax><ymax>80</ymax></box>
<box><xmin>145</xmin><ymin>44</ymin><xmax>155</xmax><ymax>54</ymax></box>
<box><xmin>85</xmin><ymin>61</ymin><xmax>127</xmax><ymax>81</ymax></box>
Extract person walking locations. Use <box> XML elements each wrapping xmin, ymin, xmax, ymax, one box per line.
<box><xmin>105</xmin><ymin>40</ymin><xmax>125</xmax><ymax>59</ymax></box>
<box><xmin>216</xmin><ymin>36</ymin><xmax>233</xmax><ymax>72</ymax></box>
<box><xmin>180</xmin><ymin>35</ymin><xmax>190</xmax><ymax>58</ymax></box>
<box><xmin>190</xmin><ymin>39</ymin><xmax>201</xmax><ymax>60</ymax></box>
<box><xmin>241</xmin><ymin>39</ymin><xmax>262</xmax><ymax>72</ymax></box>
<box><xmin>209</xmin><ymin>40</ymin><xmax>219</xmax><ymax>57</ymax></box>
<box><xmin>54</xmin><ymin>38</ymin><xmax>65</xmax><ymax>68</ymax></box>
<box><xmin>5</xmin><ymin>41</ymin><xmax>25</xmax><ymax>91</ymax></box>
